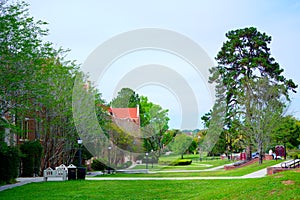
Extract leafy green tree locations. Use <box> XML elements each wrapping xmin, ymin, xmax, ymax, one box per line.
<box><xmin>111</xmin><ymin>91</ymin><xmax>171</xmax><ymax>158</ymax></box>
<box><xmin>139</xmin><ymin>96</ymin><xmax>154</xmax><ymax>127</ymax></box>
<box><xmin>0</xmin><ymin>1</ymin><xmax>51</xmax><ymax>131</ymax></box>
<box><xmin>0</xmin><ymin>141</ymin><xmax>20</xmax><ymax>184</ymax></box>
<box><xmin>209</xmin><ymin>27</ymin><xmax>297</xmax><ymax>163</ymax></box>
<box><xmin>243</xmin><ymin>78</ymin><xmax>286</xmax><ymax>163</ymax></box>
<box><xmin>162</xmin><ymin>129</ymin><xmax>179</xmax><ymax>149</ymax></box>
<box><xmin>142</xmin><ymin>102</ymin><xmax>169</xmax><ymax>157</ymax></box>
<box><xmin>170</xmin><ymin>133</ymin><xmax>193</xmax><ymax>159</ymax></box>
<box><xmin>188</xmin><ymin>139</ymin><xmax>198</xmax><ymax>154</ymax></box>
<box><xmin>110</xmin><ymin>88</ymin><xmax>140</xmax><ymax>108</ymax></box>
<box><xmin>0</xmin><ymin>1</ymin><xmax>105</xmax><ymax>171</ymax></box>
<box><xmin>272</xmin><ymin>115</ymin><xmax>300</xmax><ymax>149</ymax></box>
<box><xmin>20</xmin><ymin>140</ymin><xmax>43</xmax><ymax>176</ymax></box>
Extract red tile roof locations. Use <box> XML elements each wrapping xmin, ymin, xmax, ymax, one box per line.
<box><xmin>109</xmin><ymin>107</ymin><xmax>140</xmax><ymax>126</ymax></box>
<box><xmin>109</xmin><ymin>108</ymin><xmax>138</xmax><ymax>119</ymax></box>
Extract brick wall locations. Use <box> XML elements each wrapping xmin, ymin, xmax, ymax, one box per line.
<box><xmin>224</xmin><ymin>158</ymin><xmax>259</xmax><ymax>170</ymax></box>
<box><xmin>267</xmin><ymin>167</ymin><xmax>291</xmax><ymax>175</ymax></box>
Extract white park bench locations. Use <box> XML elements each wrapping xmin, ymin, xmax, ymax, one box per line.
<box><xmin>43</xmin><ymin>164</ymin><xmax>68</xmax><ymax>181</ymax></box>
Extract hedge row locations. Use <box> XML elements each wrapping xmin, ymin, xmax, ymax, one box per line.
<box><xmin>158</xmin><ymin>159</ymin><xmax>192</xmax><ymax>166</ymax></box>
<box><xmin>20</xmin><ymin>141</ymin><xmax>43</xmax><ymax>177</ymax></box>
<box><xmin>0</xmin><ymin>142</ymin><xmax>20</xmax><ymax>184</ymax></box>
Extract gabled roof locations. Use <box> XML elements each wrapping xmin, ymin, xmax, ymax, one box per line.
<box><xmin>109</xmin><ymin>108</ymin><xmax>139</xmax><ymax>119</ymax></box>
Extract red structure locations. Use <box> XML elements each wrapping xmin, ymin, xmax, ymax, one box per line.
<box><xmin>108</xmin><ymin>107</ymin><xmax>140</xmax><ymax>126</ymax></box>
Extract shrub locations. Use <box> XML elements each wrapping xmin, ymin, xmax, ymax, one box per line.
<box><xmin>20</xmin><ymin>140</ymin><xmax>43</xmax><ymax>177</ymax></box>
<box><xmin>122</xmin><ymin>161</ymin><xmax>132</xmax><ymax>169</ymax></box>
<box><xmin>288</xmin><ymin>151</ymin><xmax>300</xmax><ymax>159</ymax></box>
<box><xmin>91</xmin><ymin>159</ymin><xmax>107</xmax><ymax>171</ymax></box>
<box><xmin>158</xmin><ymin>160</ymin><xmax>171</xmax><ymax>165</ymax></box>
<box><xmin>142</xmin><ymin>157</ymin><xmax>158</xmax><ymax>164</ymax></box>
<box><xmin>170</xmin><ymin>159</ymin><xmax>192</xmax><ymax>166</ymax></box>
<box><xmin>0</xmin><ymin>142</ymin><xmax>20</xmax><ymax>184</ymax></box>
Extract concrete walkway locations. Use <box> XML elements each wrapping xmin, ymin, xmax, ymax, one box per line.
<box><xmin>151</xmin><ymin>164</ymin><xmax>225</xmax><ymax>173</ymax></box>
<box><xmin>87</xmin><ymin>162</ymin><xmax>287</xmax><ymax>180</ymax></box>
<box><xmin>0</xmin><ymin>161</ymin><xmax>289</xmax><ymax>192</ymax></box>
<box><xmin>0</xmin><ymin>177</ymin><xmax>44</xmax><ymax>192</ymax></box>
<box><xmin>86</xmin><ymin>176</ymin><xmax>243</xmax><ymax>181</ymax></box>
<box><xmin>242</xmin><ymin>160</ymin><xmax>288</xmax><ymax>178</ymax></box>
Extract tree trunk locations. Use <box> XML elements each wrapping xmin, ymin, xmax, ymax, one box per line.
<box><xmin>258</xmin><ymin>141</ymin><xmax>263</xmax><ymax>164</ymax></box>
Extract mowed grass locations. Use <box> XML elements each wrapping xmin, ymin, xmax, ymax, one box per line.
<box><xmin>131</xmin><ymin>159</ymin><xmax>231</xmax><ymax>171</ymax></box>
<box><xmin>97</xmin><ymin>160</ymin><xmax>279</xmax><ymax>177</ymax></box>
<box><xmin>131</xmin><ymin>154</ymin><xmax>233</xmax><ymax>171</ymax></box>
<box><xmin>0</xmin><ymin>170</ymin><xmax>299</xmax><ymax>200</ymax></box>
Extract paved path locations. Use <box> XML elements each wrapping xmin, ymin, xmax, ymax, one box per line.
<box><xmin>0</xmin><ymin>161</ymin><xmax>289</xmax><ymax>192</ymax></box>
<box><xmin>242</xmin><ymin>160</ymin><xmax>288</xmax><ymax>178</ymax></box>
<box><xmin>86</xmin><ymin>176</ymin><xmax>242</xmax><ymax>181</ymax></box>
<box><xmin>0</xmin><ymin>177</ymin><xmax>44</xmax><ymax>192</ymax></box>
<box><xmin>118</xmin><ymin>164</ymin><xmax>222</xmax><ymax>174</ymax></box>
<box><xmin>151</xmin><ymin>165</ymin><xmax>225</xmax><ymax>173</ymax></box>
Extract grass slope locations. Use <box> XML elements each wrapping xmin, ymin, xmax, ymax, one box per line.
<box><xmin>0</xmin><ymin>170</ymin><xmax>299</xmax><ymax>199</ymax></box>
<box><xmin>95</xmin><ymin>160</ymin><xmax>279</xmax><ymax>178</ymax></box>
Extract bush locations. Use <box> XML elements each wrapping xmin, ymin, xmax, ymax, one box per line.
<box><xmin>0</xmin><ymin>142</ymin><xmax>20</xmax><ymax>184</ymax></box>
<box><xmin>290</xmin><ymin>153</ymin><xmax>298</xmax><ymax>159</ymax></box>
<box><xmin>288</xmin><ymin>150</ymin><xmax>300</xmax><ymax>159</ymax></box>
<box><xmin>20</xmin><ymin>140</ymin><xmax>43</xmax><ymax>177</ymax></box>
<box><xmin>171</xmin><ymin>159</ymin><xmax>192</xmax><ymax>166</ymax></box>
<box><xmin>121</xmin><ymin>161</ymin><xmax>132</xmax><ymax>169</ymax></box>
<box><xmin>158</xmin><ymin>160</ymin><xmax>171</xmax><ymax>165</ymax></box>
<box><xmin>142</xmin><ymin>157</ymin><xmax>158</xmax><ymax>164</ymax></box>
<box><xmin>91</xmin><ymin>159</ymin><xmax>107</xmax><ymax>171</ymax></box>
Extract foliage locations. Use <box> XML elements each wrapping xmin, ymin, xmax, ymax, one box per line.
<box><xmin>0</xmin><ymin>142</ymin><xmax>20</xmax><ymax>184</ymax></box>
<box><xmin>110</xmin><ymin>88</ymin><xmax>140</xmax><ymax>108</ymax></box>
<box><xmin>208</xmin><ymin>27</ymin><xmax>297</xmax><ymax>163</ymax></box>
<box><xmin>141</xmin><ymin>97</ymin><xmax>170</xmax><ymax>157</ymax></box>
<box><xmin>188</xmin><ymin>139</ymin><xmax>198</xmax><ymax>154</ymax></box>
<box><xmin>109</xmin><ymin>88</ymin><xmax>171</xmax><ymax>162</ymax></box>
<box><xmin>244</xmin><ymin>78</ymin><xmax>286</xmax><ymax>163</ymax></box>
<box><xmin>170</xmin><ymin>159</ymin><xmax>192</xmax><ymax>166</ymax></box>
<box><xmin>0</xmin><ymin>118</ymin><xmax>8</xmax><ymax>142</ymax></box>
<box><xmin>19</xmin><ymin>140</ymin><xmax>43</xmax><ymax>176</ymax></box>
<box><xmin>287</xmin><ymin>150</ymin><xmax>300</xmax><ymax>159</ymax></box>
<box><xmin>0</xmin><ymin>1</ymin><xmax>107</xmax><ymax>170</ymax></box>
<box><xmin>91</xmin><ymin>159</ymin><xmax>107</xmax><ymax>171</ymax></box>
<box><xmin>169</xmin><ymin>133</ymin><xmax>193</xmax><ymax>159</ymax></box>
<box><xmin>120</xmin><ymin>161</ymin><xmax>132</xmax><ymax>169</ymax></box>
<box><xmin>272</xmin><ymin>115</ymin><xmax>300</xmax><ymax>149</ymax></box>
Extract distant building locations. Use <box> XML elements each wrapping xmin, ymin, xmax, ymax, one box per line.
<box><xmin>108</xmin><ymin>106</ymin><xmax>140</xmax><ymax>126</ymax></box>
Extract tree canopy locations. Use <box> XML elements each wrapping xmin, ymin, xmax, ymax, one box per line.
<box><xmin>208</xmin><ymin>27</ymin><xmax>298</xmax><ymax>163</ymax></box>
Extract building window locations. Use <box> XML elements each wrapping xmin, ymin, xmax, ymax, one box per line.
<box><xmin>20</xmin><ymin>118</ymin><xmax>29</xmax><ymax>141</ymax></box>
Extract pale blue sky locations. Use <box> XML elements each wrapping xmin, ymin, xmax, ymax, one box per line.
<box><xmin>27</xmin><ymin>0</ymin><xmax>300</xmax><ymax>129</ymax></box>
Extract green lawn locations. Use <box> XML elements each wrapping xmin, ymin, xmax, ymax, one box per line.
<box><xmin>130</xmin><ymin>159</ymin><xmax>232</xmax><ymax>171</ymax></box>
<box><xmin>131</xmin><ymin>154</ymin><xmax>232</xmax><ymax>171</ymax></box>
<box><xmin>158</xmin><ymin>153</ymin><xmax>217</xmax><ymax>162</ymax></box>
<box><xmin>98</xmin><ymin>160</ymin><xmax>279</xmax><ymax>178</ymax></box>
<box><xmin>0</xmin><ymin>170</ymin><xmax>299</xmax><ymax>199</ymax></box>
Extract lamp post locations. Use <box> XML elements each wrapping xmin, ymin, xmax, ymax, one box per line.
<box><xmin>108</xmin><ymin>146</ymin><xmax>111</xmax><ymax>174</ymax></box>
<box><xmin>77</xmin><ymin>138</ymin><xmax>83</xmax><ymax>167</ymax></box>
<box><xmin>145</xmin><ymin>152</ymin><xmax>149</xmax><ymax>171</ymax></box>
<box><xmin>151</xmin><ymin>149</ymin><xmax>154</xmax><ymax>168</ymax></box>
